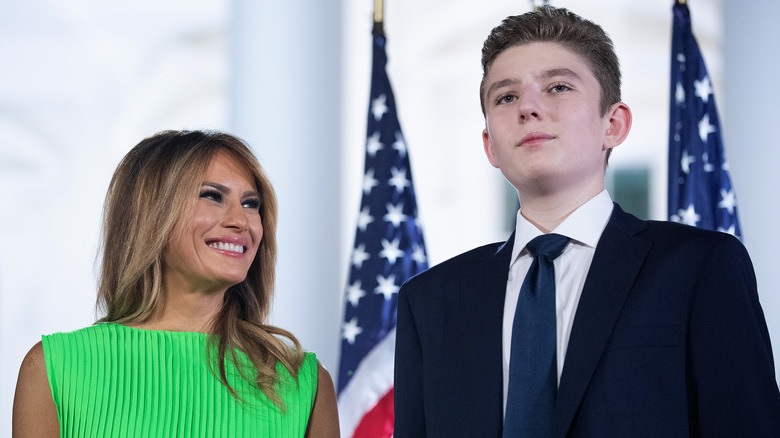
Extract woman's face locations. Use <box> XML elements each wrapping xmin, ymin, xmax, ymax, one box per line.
<box><xmin>163</xmin><ymin>150</ymin><xmax>264</xmax><ymax>295</ymax></box>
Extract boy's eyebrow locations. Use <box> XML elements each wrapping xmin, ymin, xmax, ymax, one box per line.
<box><xmin>485</xmin><ymin>67</ymin><xmax>583</xmax><ymax>99</ymax></box>
<box><xmin>541</xmin><ymin>68</ymin><xmax>581</xmax><ymax>81</ymax></box>
<box><xmin>485</xmin><ymin>78</ymin><xmax>520</xmax><ymax>99</ymax></box>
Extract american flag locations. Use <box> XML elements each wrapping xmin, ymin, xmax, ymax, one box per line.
<box><xmin>337</xmin><ymin>23</ymin><xmax>428</xmax><ymax>437</ymax></box>
<box><xmin>668</xmin><ymin>1</ymin><xmax>741</xmax><ymax>239</ymax></box>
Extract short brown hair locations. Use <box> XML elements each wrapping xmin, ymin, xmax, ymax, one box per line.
<box><xmin>479</xmin><ymin>6</ymin><xmax>621</xmax><ymax>117</ymax></box>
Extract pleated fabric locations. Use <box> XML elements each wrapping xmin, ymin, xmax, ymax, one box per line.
<box><xmin>42</xmin><ymin>323</ymin><xmax>317</xmax><ymax>437</ymax></box>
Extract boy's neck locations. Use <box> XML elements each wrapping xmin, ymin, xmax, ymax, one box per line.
<box><xmin>518</xmin><ymin>180</ymin><xmax>605</xmax><ymax>233</ymax></box>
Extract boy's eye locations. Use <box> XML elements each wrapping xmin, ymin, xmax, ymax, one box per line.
<box><xmin>200</xmin><ymin>189</ymin><xmax>222</xmax><ymax>202</ymax></box>
<box><xmin>497</xmin><ymin>94</ymin><xmax>516</xmax><ymax>104</ymax></box>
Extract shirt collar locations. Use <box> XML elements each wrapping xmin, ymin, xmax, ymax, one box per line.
<box><xmin>511</xmin><ymin>190</ymin><xmax>614</xmax><ymax>266</ymax></box>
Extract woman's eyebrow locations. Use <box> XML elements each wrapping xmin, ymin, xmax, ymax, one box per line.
<box><xmin>202</xmin><ymin>181</ymin><xmax>229</xmax><ymax>192</ymax></box>
<box><xmin>202</xmin><ymin>181</ymin><xmax>259</xmax><ymax>198</ymax></box>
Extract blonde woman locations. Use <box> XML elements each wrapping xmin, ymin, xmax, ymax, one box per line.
<box><xmin>13</xmin><ymin>130</ymin><xmax>339</xmax><ymax>437</ymax></box>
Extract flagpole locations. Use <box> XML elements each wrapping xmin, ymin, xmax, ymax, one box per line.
<box><xmin>373</xmin><ymin>0</ymin><xmax>384</xmax><ymax>34</ymax></box>
<box><xmin>373</xmin><ymin>0</ymin><xmax>383</xmax><ymax>23</ymax></box>
<box><xmin>337</xmin><ymin>0</ymin><xmax>429</xmax><ymax>434</ymax></box>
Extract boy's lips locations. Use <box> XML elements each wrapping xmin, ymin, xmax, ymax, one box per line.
<box><xmin>519</xmin><ymin>132</ymin><xmax>555</xmax><ymax>146</ymax></box>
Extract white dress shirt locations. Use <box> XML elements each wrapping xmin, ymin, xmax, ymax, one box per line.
<box><xmin>502</xmin><ymin>190</ymin><xmax>614</xmax><ymax>415</ymax></box>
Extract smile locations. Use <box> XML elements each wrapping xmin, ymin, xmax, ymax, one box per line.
<box><xmin>208</xmin><ymin>241</ymin><xmax>246</xmax><ymax>254</ymax></box>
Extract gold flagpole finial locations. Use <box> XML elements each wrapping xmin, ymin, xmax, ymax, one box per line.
<box><xmin>374</xmin><ymin>0</ymin><xmax>384</xmax><ymax>24</ymax></box>
<box><xmin>530</xmin><ymin>0</ymin><xmax>550</xmax><ymax>11</ymax></box>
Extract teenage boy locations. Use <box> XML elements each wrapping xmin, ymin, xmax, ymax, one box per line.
<box><xmin>395</xmin><ymin>6</ymin><xmax>780</xmax><ymax>437</ymax></box>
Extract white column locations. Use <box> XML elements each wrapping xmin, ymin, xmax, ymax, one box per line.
<box><xmin>723</xmin><ymin>0</ymin><xmax>780</xmax><ymax>380</ymax></box>
<box><xmin>229</xmin><ymin>0</ymin><xmax>343</xmax><ymax>371</ymax></box>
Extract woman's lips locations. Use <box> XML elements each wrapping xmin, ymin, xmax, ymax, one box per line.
<box><xmin>205</xmin><ymin>236</ymin><xmax>250</xmax><ymax>257</ymax></box>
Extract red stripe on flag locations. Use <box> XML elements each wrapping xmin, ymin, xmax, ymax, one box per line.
<box><xmin>351</xmin><ymin>388</ymin><xmax>394</xmax><ymax>438</ymax></box>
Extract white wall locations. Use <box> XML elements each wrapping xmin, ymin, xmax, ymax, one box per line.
<box><xmin>228</xmin><ymin>0</ymin><xmax>344</xmax><ymax>380</ymax></box>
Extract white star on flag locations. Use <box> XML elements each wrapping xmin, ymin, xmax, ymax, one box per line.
<box><xmin>718</xmin><ymin>224</ymin><xmax>737</xmax><ymax>236</ymax></box>
<box><xmin>351</xmin><ymin>243</ymin><xmax>370</xmax><ymax>269</ymax></box>
<box><xmin>389</xmin><ymin>167</ymin><xmax>411</xmax><ymax>193</ymax></box>
<box><xmin>363</xmin><ymin>168</ymin><xmax>379</xmax><ymax>195</ymax></box>
<box><xmin>357</xmin><ymin>206</ymin><xmax>374</xmax><ymax>232</ymax></box>
<box><xmin>412</xmin><ymin>243</ymin><xmax>426</xmax><ymax>265</ymax></box>
<box><xmin>346</xmin><ymin>281</ymin><xmax>366</xmax><ymax>307</ymax></box>
<box><xmin>698</xmin><ymin>113</ymin><xmax>717</xmax><ymax>143</ymax></box>
<box><xmin>384</xmin><ymin>202</ymin><xmax>406</xmax><ymax>227</ymax></box>
<box><xmin>372</xmin><ymin>94</ymin><xmax>388</xmax><ymax>120</ymax></box>
<box><xmin>718</xmin><ymin>188</ymin><xmax>737</xmax><ymax>214</ymax></box>
<box><xmin>676</xmin><ymin>204</ymin><xmax>701</xmax><ymax>226</ymax></box>
<box><xmin>681</xmin><ymin>149</ymin><xmax>695</xmax><ymax>174</ymax></box>
<box><xmin>379</xmin><ymin>238</ymin><xmax>404</xmax><ymax>264</ymax></box>
<box><xmin>694</xmin><ymin>75</ymin><xmax>713</xmax><ymax>103</ymax></box>
<box><xmin>374</xmin><ymin>274</ymin><xmax>400</xmax><ymax>300</ymax></box>
<box><xmin>366</xmin><ymin>132</ymin><xmax>384</xmax><ymax>157</ymax></box>
<box><xmin>342</xmin><ymin>317</ymin><xmax>363</xmax><ymax>344</ymax></box>
<box><xmin>675</xmin><ymin>82</ymin><xmax>685</xmax><ymax>105</ymax></box>
<box><xmin>702</xmin><ymin>152</ymin><xmax>715</xmax><ymax>172</ymax></box>
<box><xmin>393</xmin><ymin>131</ymin><xmax>407</xmax><ymax>158</ymax></box>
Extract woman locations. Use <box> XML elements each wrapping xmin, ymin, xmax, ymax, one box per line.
<box><xmin>12</xmin><ymin>130</ymin><xmax>339</xmax><ymax>437</ymax></box>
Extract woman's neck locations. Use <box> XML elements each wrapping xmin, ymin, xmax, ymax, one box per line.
<box><xmin>129</xmin><ymin>278</ymin><xmax>227</xmax><ymax>333</ymax></box>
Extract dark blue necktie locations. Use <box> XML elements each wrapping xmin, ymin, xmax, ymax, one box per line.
<box><xmin>503</xmin><ymin>233</ymin><xmax>570</xmax><ymax>438</ymax></box>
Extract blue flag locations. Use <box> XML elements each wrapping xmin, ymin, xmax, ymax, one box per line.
<box><xmin>668</xmin><ymin>1</ymin><xmax>741</xmax><ymax>238</ymax></box>
<box><xmin>336</xmin><ymin>24</ymin><xmax>428</xmax><ymax>437</ymax></box>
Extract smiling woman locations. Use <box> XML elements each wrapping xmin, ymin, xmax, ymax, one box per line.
<box><xmin>11</xmin><ymin>130</ymin><xmax>339</xmax><ymax>437</ymax></box>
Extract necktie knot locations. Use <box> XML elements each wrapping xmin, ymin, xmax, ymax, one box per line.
<box><xmin>526</xmin><ymin>233</ymin><xmax>569</xmax><ymax>261</ymax></box>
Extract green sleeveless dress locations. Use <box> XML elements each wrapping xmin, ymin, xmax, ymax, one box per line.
<box><xmin>42</xmin><ymin>323</ymin><xmax>317</xmax><ymax>437</ymax></box>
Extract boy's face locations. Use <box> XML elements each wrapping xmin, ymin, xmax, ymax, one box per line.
<box><xmin>482</xmin><ymin>42</ymin><xmax>618</xmax><ymax>198</ymax></box>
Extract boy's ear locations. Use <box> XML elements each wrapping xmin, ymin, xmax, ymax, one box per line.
<box><xmin>603</xmin><ymin>102</ymin><xmax>632</xmax><ymax>151</ymax></box>
<box><xmin>483</xmin><ymin>128</ymin><xmax>500</xmax><ymax>168</ymax></box>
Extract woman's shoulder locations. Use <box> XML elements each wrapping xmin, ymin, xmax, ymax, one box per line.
<box><xmin>307</xmin><ymin>359</ymin><xmax>339</xmax><ymax>437</ymax></box>
<box><xmin>43</xmin><ymin>322</ymin><xmax>115</xmax><ymax>340</ymax></box>
<box><xmin>41</xmin><ymin>323</ymin><xmax>120</xmax><ymax>353</ymax></box>
<box><xmin>13</xmin><ymin>341</ymin><xmax>60</xmax><ymax>437</ymax></box>
<box><xmin>18</xmin><ymin>341</ymin><xmax>46</xmax><ymax>375</ymax></box>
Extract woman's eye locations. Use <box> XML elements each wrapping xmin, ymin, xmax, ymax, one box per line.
<box><xmin>551</xmin><ymin>84</ymin><xmax>570</xmax><ymax>93</ymax></box>
<box><xmin>200</xmin><ymin>189</ymin><xmax>222</xmax><ymax>202</ymax></box>
<box><xmin>242</xmin><ymin>198</ymin><xmax>261</xmax><ymax>210</ymax></box>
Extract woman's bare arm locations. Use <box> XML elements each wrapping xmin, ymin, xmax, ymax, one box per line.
<box><xmin>12</xmin><ymin>341</ymin><xmax>59</xmax><ymax>438</ymax></box>
<box><xmin>305</xmin><ymin>363</ymin><xmax>340</xmax><ymax>437</ymax></box>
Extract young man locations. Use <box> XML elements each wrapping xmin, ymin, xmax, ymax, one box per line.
<box><xmin>395</xmin><ymin>6</ymin><xmax>780</xmax><ymax>437</ymax></box>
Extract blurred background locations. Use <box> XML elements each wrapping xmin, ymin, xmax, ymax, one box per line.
<box><xmin>2</xmin><ymin>0</ymin><xmax>779</xmax><ymax>433</ymax></box>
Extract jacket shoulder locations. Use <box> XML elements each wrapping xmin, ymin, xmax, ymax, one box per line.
<box><xmin>402</xmin><ymin>240</ymin><xmax>508</xmax><ymax>289</ymax></box>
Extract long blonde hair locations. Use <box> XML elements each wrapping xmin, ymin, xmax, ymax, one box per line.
<box><xmin>97</xmin><ymin>130</ymin><xmax>303</xmax><ymax>407</ymax></box>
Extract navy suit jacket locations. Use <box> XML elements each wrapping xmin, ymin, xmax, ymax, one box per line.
<box><xmin>395</xmin><ymin>205</ymin><xmax>780</xmax><ymax>437</ymax></box>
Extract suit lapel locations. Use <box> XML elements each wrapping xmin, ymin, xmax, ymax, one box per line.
<box><xmin>455</xmin><ymin>234</ymin><xmax>514</xmax><ymax>434</ymax></box>
<box><xmin>553</xmin><ymin>206</ymin><xmax>652</xmax><ymax>438</ymax></box>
